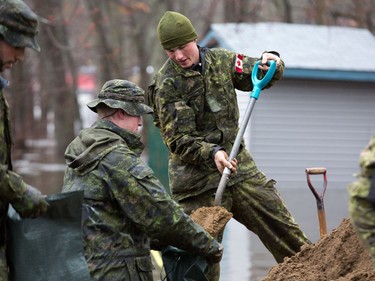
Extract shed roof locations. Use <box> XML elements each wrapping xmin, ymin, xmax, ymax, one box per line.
<box><xmin>199</xmin><ymin>23</ymin><xmax>375</xmax><ymax>81</ymax></box>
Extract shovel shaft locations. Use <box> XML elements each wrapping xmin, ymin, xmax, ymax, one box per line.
<box><xmin>229</xmin><ymin>98</ymin><xmax>257</xmax><ymax>161</ymax></box>
<box><xmin>214</xmin><ymin>171</ymin><xmax>230</xmax><ymax>206</ymax></box>
<box><xmin>317</xmin><ymin>203</ymin><xmax>327</xmax><ymax>237</ymax></box>
<box><xmin>214</xmin><ymin>98</ymin><xmax>256</xmax><ymax>206</ymax></box>
<box><xmin>214</xmin><ymin>61</ymin><xmax>277</xmax><ymax>207</ymax></box>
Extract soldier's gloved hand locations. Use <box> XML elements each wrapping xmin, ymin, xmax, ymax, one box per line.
<box><xmin>11</xmin><ymin>185</ymin><xmax>49</xmax><ymax>218</ymax></box>
<box><xmin>206</xmin><ymin>243</ymin><xmax>224</xmax><ymax>264</ymax></box>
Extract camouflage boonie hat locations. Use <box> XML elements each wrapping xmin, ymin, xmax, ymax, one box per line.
<box><xmin>0</xmin><ymin>0</ymin><xmax>41</xmax><ymax>52</ymax></box>
<box><xmin>87</xmin><ymin>79</ymin><xmax>153</xmax><ymax>116</ymax></box>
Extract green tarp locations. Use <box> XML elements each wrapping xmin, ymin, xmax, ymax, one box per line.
<box><xmin>7</xmin><ymin>191</ymin><xmax>91</xmax><ymax>281</ymax></box>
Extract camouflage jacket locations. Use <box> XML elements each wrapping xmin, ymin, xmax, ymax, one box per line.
<box><xmin>62</xmin><ymin>119</ymin><xmax>220</xmax><ymax>279</ymax></box>
<box><xmin>359</xmin><ymin>136</ymin><xmax>375</xmax><ymax>179</ymax></box>
<box><xmin>0</xmin><ymin>76</ymin><xmax>29</xmax><ymax>247</ymax></box>
<box><xmin>147</xmin><ymin>47</ymin><xmax>285</xmax><ymax>201</ymax></box>
<box><xmin>348</xmin><ymin>136</ymin><xmax>375</xmax><ymax>199</ymax></box>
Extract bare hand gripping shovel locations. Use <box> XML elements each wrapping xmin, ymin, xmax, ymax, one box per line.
<box><xmin>190</xmin><ymin>60</ymin><xmax>277</xmax><ymax>238</ymax></box>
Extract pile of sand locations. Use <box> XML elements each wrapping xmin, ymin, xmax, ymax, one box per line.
<box><xmin>190</xmin><ymin>206</ymin><xmax>233</xmax><ymax>237</ymax></box>
<box><xmin>189</xmin><ymin>206</ymin><xmax>374</xmax><ymax>280</ymax></box>
<box><xmin>263</xmin><ymin>218</ymin><xmax>375</xmax><ymax>281</ymax></box>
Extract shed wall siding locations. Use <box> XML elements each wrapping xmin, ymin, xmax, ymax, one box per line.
<box><xmin>237</xmin><ymin>79</ymin><xmax>375</xmax><ymax>190</ymax></box>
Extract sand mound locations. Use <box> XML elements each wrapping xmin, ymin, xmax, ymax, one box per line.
<box><xmin>262</xmin><ymin>218</ymin><xmax>375</xmax><ymax>281</ymax></box>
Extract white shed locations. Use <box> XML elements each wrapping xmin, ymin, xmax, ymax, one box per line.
<box><xmin>199</xmin><ymin>23</ymin><xmax>375</xmax><ymax>191</ymax></box>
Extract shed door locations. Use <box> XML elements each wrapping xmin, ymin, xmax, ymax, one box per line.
<box><xmin>237</xmin><ymin>79</ymin><xmax>375</xmax><ymax>190</ymax></box>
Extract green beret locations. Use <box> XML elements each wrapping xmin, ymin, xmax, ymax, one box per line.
<box><xmin>87</xmin><ymin>79</ymin><xmax>153</xmax><ymax>116</ymax></box>
<box><xmin>0</xmin><ymin>0</ymin><xmax>40</xmax><ymax>52</ymax></box>
<box><xmin>157</xmin><ymin>11</ymin><xmax>198</xmax><ymax>50</ymax></box>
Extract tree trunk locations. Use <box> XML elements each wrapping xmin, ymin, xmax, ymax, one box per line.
<box><xmin>84</xmin><ymin>0</ymin><xmax>122</xmax><ymax>85</ymax></box>
<box><xmin>8</xmin><ymin>58</ymin><xmax>34</xmax><ymax>154</ymax></box>
<box><xmin>36</xmin><ymin>0</ymin><xmax>79</xmax><ymax>160</ymax></box>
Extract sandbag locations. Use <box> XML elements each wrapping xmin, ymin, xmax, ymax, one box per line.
<box><xmin>161</xmin><ymin>246</ymin><xmax>208</xmax><ymax>281</ymax></box>
<box><xmin>7</xmin><ymin>190</ymin><xmax>92</xmax><ymax>281</ymax></box>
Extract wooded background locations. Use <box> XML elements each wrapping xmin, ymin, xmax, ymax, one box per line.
<box><xmin>4</xmin><ymin>0</ymin><xmax>375</xmax><ymax>162</ymax></box>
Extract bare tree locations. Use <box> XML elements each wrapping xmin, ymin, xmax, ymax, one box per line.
<box><xmin>8</xmin><ymin>56</ymin><xmax>34</xmax><ymax>153</ymax></box>
<box><xmin>83</xmin><ymin>0</ymin><xmax>124</xmax><ymax>85</ymax></box>
<box><xmin>8</xmin><ymin>0</ymin><xmax>375</xmax><ymax>165</ymax></box>
<box><xmin>34</xmin><ymin>0</ymin><xmax>80</xmax><ymax>159</ymax></box>
<box><xmin>272</xmin><ymin>0</ymin><xmax>293</xmax><ymax>23</ymax></box>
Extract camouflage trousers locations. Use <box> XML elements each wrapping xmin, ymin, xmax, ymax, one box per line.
<box><xmin>179</xmin><ymin>171</ymin><xmax>311</xmax><ymax>281</ymax></box>
<box><xmin>348</xmin><ymin>177</ymin><xmax>375</xmax><ymax>262</ymax></box>
<box><xmin>87</xmin><ymin>255</ymin><xmax>153</xmax><ymax>281</ymax></box>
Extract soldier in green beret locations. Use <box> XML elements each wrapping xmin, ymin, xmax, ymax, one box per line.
<box><xmin>348</xmin><ymin>136</ymin><xmax>375</xmax><ymax>261</ymax></box>
<box><xmin>0</xmin><ymin>0</ymin><xmax>48</xmax><ymax>279</ymax></box>
<box><xmin>62</xmin><ymin>79</ymin><xmax>223</xmax><ymax>280</ymax></box>
<box><xmin>147</xmin><ymin>11</ymin><xmax>311</xmax><ymax>280</ymax></box>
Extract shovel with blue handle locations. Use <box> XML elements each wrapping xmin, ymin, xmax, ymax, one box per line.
<box><xmin>214</xmin><ymin>60</ymin><xmax>277</xmax><ymax>206</ymax></box>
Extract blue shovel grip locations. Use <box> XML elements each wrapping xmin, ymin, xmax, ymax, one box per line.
<box><xmin>250</xmin><ymin>60</ymin><xmax>277</xmax><ymax>99</ymax></box>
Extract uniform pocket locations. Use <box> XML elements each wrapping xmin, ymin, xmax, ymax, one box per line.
<box><xmin>128</xmin><ymin>162</ymin><xmax>154</xmax><ymax>180</ymax></box>
<box><xmin>135</xmin><ymin>256</ymin><xmax>154</xmax><ymax>281</ymax></box>
<box><xmin>174</xmin><ymin>101</ymin><xmax>196</xmax><ymax>134</ymax></box>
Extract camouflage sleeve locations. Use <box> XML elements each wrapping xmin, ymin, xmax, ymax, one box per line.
<box><xmin>348</xmin><ymin>136</ymin><xmax>375</xmax><ymax>261</ymax></box>
<box><xmin>0</xmin><ymin>167</ymin><xmax>48</xmax><ymax>217</ymax></box>
<box><xmin>0</xmin><ymin>166</ymin><xmax>28</xmax><ymax>202</ymax></box>
<box><xmin>107</xmin><ymin>149</ymin><xmax>220</xmax><ymax>257</ymax></box>
<box><xmin>359</xmin><ymin>137</ymin><xmax>375</xmax><ymax>178</ymax></box>
<box><xmin>349</xmin><ymin>178</ymin><xmax>375</xmax><ymax>261</ymax></box>
<box><xmin>228</xmin><ymin>49</ymin><xmax>285</xmax><ymax>90</ymax></box>
<box><xmin>152</xmin><ymin>79</ymin><xmax>217</xmax><ymax>164</ymax></box>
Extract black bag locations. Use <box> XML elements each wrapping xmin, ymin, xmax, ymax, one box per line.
<box><xmin>161</xmin><ymin>246</ymin><xmax>208</xmax><ymax>281</ymax></box>
<box><xmin>7</xmin><ymin>191</ymin><xmax>92</xmax><ymax>281</ymax></box>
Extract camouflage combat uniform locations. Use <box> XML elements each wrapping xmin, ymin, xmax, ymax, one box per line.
<box><xmin>0</xmin><ymin>78</ymin><xmax>48</xmax><ymax>279</ymax></box>
<box><xmin>348</xmin><ymin>136</ymin><xmax>375</xmax><ymax>261</ymax></box>
<box><xmin>0</xmin><ymin>1</ymin><xmax>48</xmax><ymax>278</ymax></box>
<box><xmin>62</xmin><ymin>118</ymin><xmax>221</xmax><ymax>281</ymax></box>
<box><xmin>0</xmin><ymin>76</ymin><xmax>12</xmax><ymax>279</ymax></box>
<box><xmin>147</xmin><ymin>47</ymin><xmax>311</xmax><ymax>264</ymax></box>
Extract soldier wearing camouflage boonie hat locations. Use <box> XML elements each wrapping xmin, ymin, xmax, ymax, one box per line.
<box><xmin>0</xmin><ymin>0</ymin><xmax>41</xmax><ymax>52</ymax></box>
<box><xmin>62</xmin><ymin>78</ymin><xmax>223</xmax><ymax>280</ymax></box>
<box><xmin>87</xmin><ymin>79</ymin><xmax>153</xmax><ymax>116</ymax></box>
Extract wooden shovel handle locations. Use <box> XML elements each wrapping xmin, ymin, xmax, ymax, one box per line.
<box><xmin>305</xmin><ymin>167</ymin><xmax>326</xmax><ymax>175</ymax></box>
<box><xmin>317</xmin><ymin>208</ymin><xmax>327</xmax><ymax>237</ymax></box>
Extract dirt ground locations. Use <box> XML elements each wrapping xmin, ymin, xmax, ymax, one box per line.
<box><xmin>262</xmin><ymin>218</ymin><xmax>375</xmax><ymax>281</ymax></box>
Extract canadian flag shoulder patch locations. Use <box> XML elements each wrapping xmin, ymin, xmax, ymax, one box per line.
<box><xmin>235</xmin><ymin>54</ymin><xmax>244</xmax><ymax>73</ymax></box>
